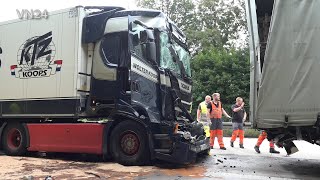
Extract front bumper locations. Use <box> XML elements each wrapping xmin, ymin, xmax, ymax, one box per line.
<box><xmin>155</xmin><ymin>137</ymin><xmax>210</xmax><ymax>164</ymax></box>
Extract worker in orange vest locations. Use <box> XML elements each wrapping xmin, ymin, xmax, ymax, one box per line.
<box><xmin>254</xmin><ymin>131</ymin><xmax>280</xmax><ymax>154</ymax></box>
<box><xmin>206</xmin><ymin>93</ymin><xmax>231</xmax><ymax>150</ymax></box>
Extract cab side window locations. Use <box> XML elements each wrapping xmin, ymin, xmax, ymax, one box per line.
<box><xmin>100</xmin><ymin>33</ymin><xmax>121</xmax><ymax>65</ymax></box>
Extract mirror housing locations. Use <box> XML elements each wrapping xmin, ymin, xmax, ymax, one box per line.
<box><xmin>140</xmin><ymin>29</ymin><xmax>154</xmax><ymax>43</ymax></box>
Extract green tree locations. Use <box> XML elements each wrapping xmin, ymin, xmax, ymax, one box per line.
<box><xmin>191</xmin><ymin>47</ymin><xmax>250</xmax><ymax>117</ymax></box>
<box><xmin>137</xmin><ymin>0</ymin><xmax>247</xmax><ymax>51</ymax></box>
<box><xmin>197</xmin><ymin>0</ymin><xmax>247</xmax><ymax>48</ymax></box>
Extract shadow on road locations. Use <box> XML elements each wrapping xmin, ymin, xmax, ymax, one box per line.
<box><xmin>154</xmin><ymin>153</ymin><xmax>210</xmax><ymax>169</ymax></box>
<box><xmin>281</xmin><ymin>159</ymin><xmax>320</xmax><ymax>178</ymax></box>
<box><xmin>22</xmin><ymin>151</ymin><xmax>106</xmax><ymax>163</ymax></box>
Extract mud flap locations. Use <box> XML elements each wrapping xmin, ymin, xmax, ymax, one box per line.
<box><xmin>0</xmin><ymin>122</ymin><xmax>7</xmax><ymax>150</ymax></box>
<box><xmin>283</xmin><ymin>141</ymin><xmax>299</xmax><ymax>155</ymax></box>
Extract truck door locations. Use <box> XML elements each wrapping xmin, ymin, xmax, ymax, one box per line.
<box><xmin>128</xmin><ymin>17</ymin><xmax>161</xmax><ymax>123</ymax></box>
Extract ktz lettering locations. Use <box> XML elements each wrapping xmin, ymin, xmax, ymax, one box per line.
<box><xmin>11</xmin><ymin>31</ymin><xmax>63</xmax><ymax>79</ymax></box>
<box><xmin>20</xmin><ymin>31</ymin><xmax>52</xmax><ymax>66</ymax></box>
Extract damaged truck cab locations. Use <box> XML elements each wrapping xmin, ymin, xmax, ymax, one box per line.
<box><xmin>0</xmin><ymin>6</ymin><xmax>209</xmax><ymax>165</ymax></box>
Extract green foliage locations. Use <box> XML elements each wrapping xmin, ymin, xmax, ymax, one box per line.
<box><xmin>137</xmin><ymin>0</ymin><xmax>247</xmax><ymax>52</ymax></box>
<box><xmin>197</xmin><ymin>0</ymin><xmax>247</xmax><ymax>48</ymax></box>
<box><xmin>191</xmin><ymin>47</ymin><xmax>250</xmax><ymax>116</ymax></box>
<box><xmin>136</xmin><ymin>0</ymin><xmax>198</xmax><ymax>31</ymax></box>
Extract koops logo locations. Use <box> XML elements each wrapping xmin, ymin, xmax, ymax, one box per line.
<box><xmin>11</xmin><ymin>31</ymin><xmax>62</xmax><ymax>79</ymax></box>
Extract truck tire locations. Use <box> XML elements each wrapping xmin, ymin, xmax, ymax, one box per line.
<box><xmin>110</xmin><ymin>121</ymin><xmax>150</xmax><ymax>165</ymax></box>
<box><xmin>1</xmin><ymin>123</ymin><xmax>28</xmax><ymax>156</ymax></box>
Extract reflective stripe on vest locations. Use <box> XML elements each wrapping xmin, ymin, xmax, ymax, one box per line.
<box><xmin>200</xmin><ymin>101</ymin><xmax>207</xmax><ymax>114</ymax></box>
<box><xmin>210</xmin><ymin>101</ymin><xmax>222</xmax><ymax>119</ymax></box>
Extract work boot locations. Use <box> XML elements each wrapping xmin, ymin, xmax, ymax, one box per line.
<box><xmin>254</xmin><ymin>145</ymin><xmax>261</xmax><ymax>153</ymax></box>
<box><xmin>270</xmin><ymin>148</ymin><xmax>280</xmax><ymax>154</ymax></box>
<box><xmin>230</xmin><ymin>141</ymin><xmax>234</xmax><ymax>147</ymax></box>
<box><xmin>220</xmin><ymin>147</ymin><xmax>227</xmax><ymax>150</ymax></box>
<box><xmin>239</xmin><ymin>144</ymin><xmax>244</xmax><ymax>149</ymax></box>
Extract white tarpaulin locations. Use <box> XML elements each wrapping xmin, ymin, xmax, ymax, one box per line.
<box><xmin>257</xmin><ymin>0</ymin><xmax>320</xmax><ymax>128</ymax></box>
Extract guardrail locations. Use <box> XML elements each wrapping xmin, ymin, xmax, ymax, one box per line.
<box><xmin>223</xmin><ymin>122</ymin><xmax>252</xmax><ymax>127</ymax></box>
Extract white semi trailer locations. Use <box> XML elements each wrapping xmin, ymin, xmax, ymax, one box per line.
<box><xmin>0</xmin><ymin>6</ymin><xmax>209</xmax><ymax>165</ymax></box>
<box><xmin>246</xmin><ymin>0</ymin><xmax>320</xmax><ymax>154</ymax></box>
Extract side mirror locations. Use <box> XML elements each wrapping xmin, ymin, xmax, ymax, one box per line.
<box><xmin>140</xmin><ymin>29</ymin><xmax>154</xmax><ymax>43</ymax></box>
<box><xmin>146</xmin><ymin>42</ymin><xmax>156</xmax><ymax>63</ymax></box>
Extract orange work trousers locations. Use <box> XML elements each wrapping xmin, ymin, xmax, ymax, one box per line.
<box><xmin>231</xmin><ymin>129</ymin><xmax>244</xmax><ymax>144</ymax></box>
<box><xmin>256</xmin><ymin>131</ymin><xmax>275</xmax><ymax>148</ymax></box>
<box><xmin>210</xmin><ymin>129</ymin><xmax>225</xmax><ymax>148</ymax></box>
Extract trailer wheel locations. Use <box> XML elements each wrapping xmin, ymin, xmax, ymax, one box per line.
<box><xmin>1</xmin><ymin>123</ymin><xmax>27</xmax><ymax>156</ymax></box>
<box><xmin>110</xmin><ymin>121</ymin><xmax>150</xmax><ymax>165</ymax></box>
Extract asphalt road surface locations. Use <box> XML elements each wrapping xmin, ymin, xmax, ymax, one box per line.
<box><xmin>1</xmin><ymin>138</ymin><xmax>320</xmax><ymax>180</ymax></box>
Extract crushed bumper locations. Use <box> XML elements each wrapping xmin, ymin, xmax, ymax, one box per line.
<box><xmin>155</xmin><ymin>137</ymin><xmax>210</xmax><ymax>164</ymax></box>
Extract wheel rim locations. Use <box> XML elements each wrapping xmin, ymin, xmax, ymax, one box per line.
<box><xmin>120</xmin><ymin>131</ymin><xmax>140</xmax><ymax>156</ymax></box>
<box><xmin>7</xmin><ymin>128</ymin><xmax>22</xmax><ymax>150</ymax></box>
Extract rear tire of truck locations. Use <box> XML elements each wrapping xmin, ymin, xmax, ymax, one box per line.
<box><xmin>1</xmin><ymin>123</ymin><xmax>28</xmax><ymax>156</ymax></box>
<box><xmin>110</xmin><ymin>121</ymin><xmax>150</xmax><ymax>166</ymax></box>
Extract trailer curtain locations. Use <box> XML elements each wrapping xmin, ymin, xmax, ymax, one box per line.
<box><xmin>257</xmin><ymin>0</ymin><xmax>320</xmax><ymax>128</ymax></box>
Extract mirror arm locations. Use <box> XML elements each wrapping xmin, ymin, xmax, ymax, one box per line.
<box><xmin>133</xmin><ymin>20</ymin><xmax>153</xmax><ymax>30</ymax></box>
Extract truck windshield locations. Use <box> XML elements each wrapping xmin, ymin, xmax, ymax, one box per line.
<box><xmin>172</xmin><ymin>41</ymin><xmax>191</xmax><ymax>77</ymax></box>
<box><xmin>159</xmin><ymin>32</ymin><xmax>191</xmax><ymax>77</ymax></box>
<box><xmin>160</xmin><ymin>32</ymin><xmax>181</xmax><ymax>74</ymax></box>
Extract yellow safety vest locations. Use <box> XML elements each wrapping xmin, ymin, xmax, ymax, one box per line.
<box><xmin>200</xmin><ymin>101</ymin><xmax>208</xmax><ymax>114</ymax></box>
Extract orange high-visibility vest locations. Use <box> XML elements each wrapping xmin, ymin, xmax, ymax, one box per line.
<box><xmin>210</xmin><ymin>101</ymin><xmax>222</xmax><ymax>119</ymax></box>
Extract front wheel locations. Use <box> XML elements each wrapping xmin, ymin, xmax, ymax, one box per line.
<box><xmin>110</xmin><ymin>121</ymin><xmax>150</xmax><ymax>165</ymax></box>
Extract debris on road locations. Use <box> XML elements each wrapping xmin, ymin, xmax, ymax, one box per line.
<box><xmin>22</xmin><ymin>176</ymin><xmax>34</xmax><ymax>180</ymax></box>
<box><xmin>85</xmin><ymin>172</ymin><xmax>100</xmax><ymax>178</ymax></box>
